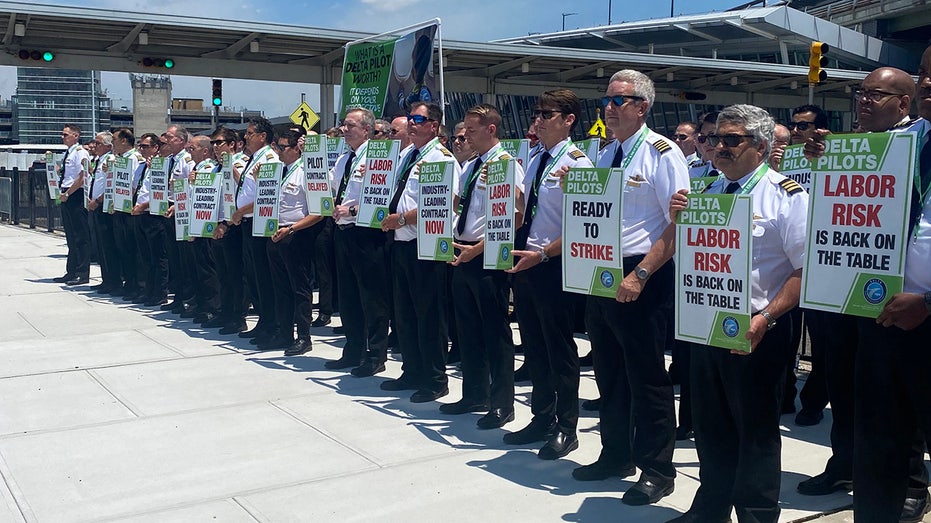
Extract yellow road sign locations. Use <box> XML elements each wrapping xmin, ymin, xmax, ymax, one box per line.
<box><xmin>588</xmin><ymin>117</ymin><xmax>606</xmax><ymax>139</ymax></box>
<box><xmin>290</xmin><ymin>101</ymin><xmax>320</xmax><ymax>131</ymax></box>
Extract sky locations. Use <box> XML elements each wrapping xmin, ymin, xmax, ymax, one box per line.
<box><xmin>0</xmin><ymin>0</ymin><xmax>744</xmax><ymax>117</ymax></box>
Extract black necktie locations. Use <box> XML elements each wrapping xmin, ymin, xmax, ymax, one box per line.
<box><xmin>58</xmin><ymin>148</ymin><xmax>71</xmax><ymax>184</ymax></box>
<box><xmin>335</xmin><ymin>151</ymin><xmax>355</xmax><ymax>205</ymax></box>
<box><xmin>516</xmin><ymin>151</ymin><xmax>551</xmax><ymax>250</ymax></box>
<box><xmin>908</xmin><ymin>139</ymin><xmax>931</xmax><ymax>233</ymax></box>
<box><xmin>724</xmin><ymin>182</ymin><xmax>741</xmax><ymax>194</ymax></box>
<box><xmin>388</xmin><ymin>148</ymin><xmax>419</xmax><ymax>214</ymax></box>
<box><xmin>611</xmin><ymin>143</ymin><xmax>624</xmax><ymax>168</ymax></box>
<box><xmin>456</xmin><ymin>156</ymin><xmax>483</xmax><ymax>236</ymax></box>
<box><xmin>133</xmin><ymin>164</ymin><xmax>148</xmax><ymax>204</ymax></box>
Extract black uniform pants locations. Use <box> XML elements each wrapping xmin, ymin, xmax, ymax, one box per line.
<box><xmin>267</xmin><ymin>224</ymin><xmax>320</xmax><ymax>339</ymax></box>
<box><xmin>191</xmin><ymin>237</ymin><xmax>221</xmax><ymax>314</ymax></box>
<box><xmin>241</xmin><ymin>218</ymin><xmax>276</xmax><ymax>330</ymax></box>
<box><xmin>139</xmin><ymin>213</ymin><xmax>169</xmax><ymax>300</ymax></box>
<box><xmin>334</xmin><ymin>224</ymin><xmax>389</xmax><ymax>365</ymax></box>
<box><xmin>215</xmin><ymin>223</ymin><xmax>246</xmax><ymax>322</ymax></box>
<box><xmin>585</xmin><ymin>256</ymin><xmax>676</xmax><ymax>479</ymax></box>
<box><xmin>689</xmin><ymin>316</ymin><xmax>793</xmax><ymax>523</ymax></box>
<box><xmin>452</xmin><ymin>251</ymin><xmax>514</xmax><ymax>410</ymax></box>
<box><xmin>89</xmin><ymin>208</ymin><xmax>119</xmax><ymax>288</ymax></box>
<box><xmin>60</xmin><ymin>188</ymin><xmax>90</xmax><ymax>278</ymax></box>
<box><xmin>511</xmin><ymin>259</ymin><xmax>579</xmax><ymax>434</ymax></box>
<box><xmin>112</xmin><ymin>212</ymin><xmax>142</xmax><ymax>294</ymax></box>
<box><xmin>313</xmin><ymin>219</ymin><xmax>337</xmax><ymax>316</ymax></box>
<box><xmin>797</xmin><ymin>310</ymin><xmax>829</xmax><ymax>415</ymax></box>
<box><xmin>132</xmin><ymin>214</ymin><xmax>152</xmax><ymax>297</ymax></box>
<box><xmin>854</xmin><ymin>317</ymin><xmax>931</xmax><ymax>523</ymax></box>
<box><xmin>160</xmin><ymin>213</ymin><xmax>187</xmax><ymax>299</ymax></box>
<box><xmin>391</xmin><ymin>239</ymin><xmax>449</xmax><ymax>393</ymax></box>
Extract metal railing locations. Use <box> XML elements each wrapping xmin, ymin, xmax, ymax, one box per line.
<box><xmin>0</xmin><ymin>162</ymin><xmax>61</xmax><ymax>232</ymax></box>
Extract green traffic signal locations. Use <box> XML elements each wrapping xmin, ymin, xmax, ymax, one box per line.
<box><xmin>42</xmin><ymin>51</ymin><xmax>54</xmax><ymax>62</ymax></box>
<box><xmin>164</xmin><ymin>59</ymin><xmax>174</xmax><ymax>69</ymax></box>
<box><xmin>212</xmin><ymin>97</ymin><xmax>222</xmax><ymax>106</ymax></box>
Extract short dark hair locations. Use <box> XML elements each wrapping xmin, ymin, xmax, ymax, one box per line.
<box><xmin>677</xmin><ymin>121</ymin><xmax>698</xmax><ymax>134</ymax></box>
<box><xmin>113</xmin><ymin>127</ymin><xmax>135</xmax><ymax>145</ymax></box>
<box><xmin>465</xmin><ymin>103</ymin><xmax>502</xmax><ymax>136</ymax></box>
<box><xmin>537</xmin><ymin>89</ymin><xmax>582</xmax><ymax>132</ymax></box>
<box><xmin>410</xmin><ymin>101</ymin><xmax>443</xmax><ymax>123</ymax></box>
<box><xmin>792</xmin><ymin>104</ymin><xmax>829</xmax><ymax>129</ymax></box>
<box><xmin>139</xmin><ymin>133</ymin><xmax>160</xmax><ymax>146</ymax></box>
<box><xmin>211</xmin><ymin>127</ymin><xmax>238</xmax><ymax>142</ymax></box>
<box><xmin>64</xmin><ymin>123</ymin><xmax>81</xmax><ymax>135</ymax></box>
<box><xmin>699</xmin><ymin>111</ymin><xmax>720</xmax><ymax>127</ymax></box>
<box><xmin>277</xmin><ymin>129</ymin><xmax>303</xmax><ymax>148</ymax></box>
<box><xmin>248</xmin><ymin>117</ymin><xmax>274</xmax><ymax>145</ymax></box>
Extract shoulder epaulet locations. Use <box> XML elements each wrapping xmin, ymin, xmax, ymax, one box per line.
<box><xmin>892</xmin><ymin>117</ymin><xmax>920</xmax><ymax>129</ymax></box>
<box><xmin>499</xmin><ymin>152</ymin><xmax>512</xmax><ymax>160</ymax></box>
<box><xmin>439</xmin><ymin>146</ymin><xmax>453</xmax><ymax>157</ymax></box>
<box><xmin>652</xmin><ymin>139</ymin><xmax>673</xmax><ymax>153</ymax></box>
<box><xmin>265</xmin><ymin>152</ymin><xmax>275</xmax><ymax>160</ymax></box>
<box><xmin>568</xmin><ymin>149</ymin><xmax>586</xmax><ymax>160</ymax></box>
<box><xmin>133</xmin><ymin>152</ymin><xmax>145</xmax><ymax>161</ymax></box>
<box><xmin>183</xmin><ymin>153</ymin><xmax>193</xmax><ymax>162</ymax></box>
<box><xmin>778</xmin><ymin>178</ymin><xmax>804</xmax><ymax>195</ymax></box>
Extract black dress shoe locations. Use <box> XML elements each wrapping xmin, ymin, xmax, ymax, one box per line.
<box><xmin>238</xmin><ymin>325</ymin><xmax>266</xmax><ymax>339</ymax></box>
<box><xmin>219</xmin><ymin>321</ymin><xmax>247</xmax><ymax>335</ymax></box>
<box><xmin>122</xmin><ymin>291</ymin><xmax>141</xmax><ymax>302</ymax></box>
<box><xmin>514</xmin><ymin>363</ymin><xmax>530</xmax><ymax>382</ymax></box>
<box><xmin>201</xmin><ymin>315</ymin><xmax>227</xmax><ymax>328</ymax></box>
<box><xmin>797</xmin><ymin>470</ymin><xmax>852</xmax><ymax>496</ymax></box>
<box><xmin>350</xmin><ymin>361</ymin><xmax>386</xmax><ymax>377</ymax></box>
<box><xmin>258</xmin><ymin>336</ymin><xmax>293</xmax><ymax>351</ymax></box>
<box><xmin>579</xmin><ymin>352</ymin><xmax>594</xmax><ymax>367</ymax></box>
<box><xmin>380</xmin><ymin>377</ymin><xmax>418</xmax><ymax>391</ymax></box>
<box><xmin>195</xmin><ymin>312</ymin><xmax>219</xmax><ymax>325</ymax></box>
<box><xmin>795</xmin><ymin>409</ymin><xmax>825</xmax><ymax>426</ymax></box>
<box><xmin>901</xmin><ymin>494</ymin><xmax>931</xmax><ymax>523</ymax></box>
<box><xmin>284</xmin><ymin>338</ymin><xmax>312</xmax><ymax>356</ymax></box>
<box><xmin>65</xmin><ymin>276</ymin><xmax>89</xmax><ymax>286</ymax></box>
<box><xmin>676</xmin><ymin>426</ymin><xmax>694</xmax><ymax>441</ymax></box>
<box><xmin>90</xmin><ymin>283</ymin><xmax>106</xmax><ymax>291</ymax></box>
<box><xmin>581</xmin><ymin>397</ymin><xmax>602</xmax><ymax>411</ymax></box>
<box><xmin>331</xmin><ymin>325</ymin><xmax>345</xmax><ymax>334</ymax></box>
<box><xmin>622</xmin><ymin>474</ymin><xmax>675</xmax><ymax>506</ymax></box>
<box><xmin>53</xmin><ymin>274</ymin><xmax>73</xmax><ymax>283</ymax></box>
<box><xmin>503</xmin><ymin>418</ymin><xmax>557</xmax><ymax>445</ymax></box>
<box><xmin>572</xmin><ymin>460</ymin><xmax>637</xmax><ymax>481</ymax></box>
<box><xmin>180</xmin><ymin>304</ymin><xmax>200</xmax><ymax>318</ymax></box>
<box><xmin>324</xmin><ymin>357</ymin><xmax>361</xmax><ymax>370</ymax></box>
<box><xmin>440</xmin><ymin>398</ymin><xmax>489</xmax><ymax>415</ymax></box>
<box><xmin>477</xmin><ymin>408</ymin><xmax>515</xmax><ymax>430</ymax></box>
<box><xmin>538</xmin><ymin>431</ymin><xmax>579</xmax><ymax>460</ymax></box>
<box><xmin>410</xmin><ymin>387</ymin><xmax>448</xmax><ymax>403</ymax></box>
<box><xmin>144</xmin><ymin>296</ymin><xmax>169</xmax><ymax>307</ymax></box>
<box><xmin>666</xmin><ymin>512</ymin><xmax>731</xmax><ymax>523</ymax></box>
<box><xmin>311</xmin><ymin>314</ymin><xmax>331</xmax><ymax>327</ymax></box>
<box><xmin>161</xmin><ymin>300</ymin><xmax>179</xmax><ymax>311</ymax></box>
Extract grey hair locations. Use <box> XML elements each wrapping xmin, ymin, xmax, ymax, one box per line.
<box><xmin>608</xmin><ymin>69</ymin><xmax>655</xmax><ymax>110</ymax></box>
<box><xmin>717</xmin><ymin>104</ymin><xmax>775</xmax><ymax>156</ymax></box>
<box><xmin>346</xmin><ymin>106</ymin><xmax>376</xmax><ymax>138</ymax></box>
<box><xmin>95</xmin><ymin>131</ymin><xmax>113</xmax><ymax>146</ymax></box>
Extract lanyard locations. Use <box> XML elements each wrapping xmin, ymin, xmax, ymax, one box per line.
<box><xmin>460</xmin><ymin>143</ymin><xmax>503</xmax><ymax>205</ymax></box>
<box><xmin>619</xmin><ymin>127</ymin><xmax>649</xmax><ymax>171</ymax></box>
<box><xmin>532</xmin><ymin>140</ymin><xmax>572</xmax><ymax>197</ymax></box>
<box><xmin>283</xmin><ymin>161</ymin><xmax>300</xmax><ymax>180</ymax></box>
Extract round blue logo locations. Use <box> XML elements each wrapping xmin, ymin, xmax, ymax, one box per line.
<box><xmin>864</xmin><ymin>278</ymin><xmax>887</xmax><ymax>305</ymax></box>
<box><xmin>501</xmin><ymin>247</ymin><xmax>510</xmax><ymax>261</ymax></box>
<box><xmin>323</xmin><ymin>200</ymin><xmax>331</xmax><ymax>210</ymax></box>
<box><xmin>205</xmin><ymin>223</ymin><xmax>214</xmax><ymax>233</ymax></box>
<box><xmin>440</xmin><ymin>240</ymin><xmax>449</xmax><ymax>253</ymax></box>
<box><xmin>722</xmin><ymin>316</ymin><xmax>740</xmax><ymax>338</ymax></box>
<box><xmin>376</xmin><ymin>209</ymin><xmax>386</xmax><ymax>221</ymax></box>
<box><xmin>600</xmin><ymin>270</ymin><xmax>615</xmax><ymax>289</ymax></box>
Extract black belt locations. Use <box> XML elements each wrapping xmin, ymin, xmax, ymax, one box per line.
<box><xmin>337</xmin><ymin>223</ymin><xmax>355</xmax><ymax>230</ymax></box>
<box><xmin>456</xmin><ymin>239</ymin><xmax>480</xmax><ymax>246</ymax></box>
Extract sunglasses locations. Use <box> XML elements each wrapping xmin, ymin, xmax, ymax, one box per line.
<box><xmin>787</xmin><ymin>122</ymin><xmax>815</xmax><ymax>131</ymax></box>
<box><xmin>210</xmin><ymin>139</ymin><xmax>230</xmax><ymax>145</ymax></box>
<box><xmin>453</xmin><ymin>136</ymin><xmax>467</xmax><ymax>143</ymax></box>
<box><xmin>671</xmin><ymin>134</ymin><xmax>692</xmax><ymax>141</ymax></box>
<box><xmin>601</xmin><ymin>95</ymin><xmax>645</xmax><ymax>108</ymax></box>
<box><xmin>407</xmin><ymin>114</ymin><xmax>435</xmax><ymax>124</ymax></box>
<box><xmin>705</xmin><ymin>134</ymin><xmax>754</xmax><ymax>148</ymax></box>
<box><xmin>853</xmin><ymin>88</ymin><xmax>906</xmax><ymax>103</ymax></box>
<box><xmin>531</xmin><ymin>109</ymin><xmax>563</xmax><ymax>120</ymax></box>
<box><xmin>138</xmin><ymin>143</ymin><xmax>158</xmax><ymax>149</ymax></box>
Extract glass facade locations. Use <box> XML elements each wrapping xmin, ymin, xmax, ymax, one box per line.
<box><xmin>12</xmin><ymin>68</ymin><xmax>111</xmax><ymax>145</ymax></box>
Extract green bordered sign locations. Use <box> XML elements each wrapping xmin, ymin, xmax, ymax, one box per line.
<box><xmin>574</xmin><ymin>138</ymin><xmax>601</xmax><ymax>164</ymax></box>
<box><xmin>498</xmin><ymin>139</ymin><xmax>530</xmax><ymax>171</ymax></box>
<box><xmin>561</xmin><ymin>167</ymin><xmax>624</xmax><ymax>298</ymax></box>
<box><xmin>357</xmin><ymin>139</ymin><xmax>399</xmax><ymax>229</ymax></box>
<box><xmin>675</xmin><ymin>194</ymin><xmax>753</xmax><ymax>352</ymax></box>
<box><xmin>779</xmin><ymin>143</ymin><xmax>813</xmax><ymax>193</ymax></box>
<box><xmin>112</xmin><ymin>156</ymin><xmax>134</xmax><ymax>213</ymax></box>
<box><xmin>800</xmin><ymin>132</ymin><xmax>914</xmax><ymax>318</ymax></box>
<box><xmin>252</xmin><ymin>162</ymin><xmax>282</xmax><ymax>238</ymax></box>
<box><xmin>44</xmin><ymin>152</ymin><xmax>61</xmax><ymax>202</ymax></box>
<box><xmin>689</xmin><ymin>175</ymin><xmax>719</xmax><ymax>194</ymax></box>
<box><xmin>483</xmin><ymin>159</ymin><xmax>516</xmax><ymax>270</ymax></box>
<box><xmin>416</xmin><ymin>160</ymin><xmax>455</xmax><ymax>262</ymax></box>
<box><xmin>302</xmin><ymin>135</ymin><xmax>334</xmax><ymax>217</ymax></box>
<box><xmin>220</xmin><ymin>152</ymin><xmax>237</xmax><ymax>221</ymax></box>
<box><xmin>148</xmin><ymin>156</ymin><xmax>170</xmax><ymax>216</ymax></box>
<box><xmin>172</xmin><ymin>178</ymin><xmax>190</xmax><ymax>241</ymax></box>
<box><xmin>190</xmin><ymin>170</ymin><xmax>222</xmax><ymax>238</ymax></box>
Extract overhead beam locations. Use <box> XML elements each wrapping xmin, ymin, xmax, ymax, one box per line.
<box><xmin>671</xmin><ymin>23</ymin><xmax>723</xmax><ymax>44</ymax></box>
<box><xmin>200</xmin><ymin>32</ymin><xmax>260</xmax><ymax>59</ymax></box>
<box><xmin>105</xmin><ymin>23</ymin><xmax>145</xmax><ymax>53</ymax></box>
<box><xmin>724</xmin><ymin>18</ymin><xmax>778</xmax><ymax>39</ymax></box>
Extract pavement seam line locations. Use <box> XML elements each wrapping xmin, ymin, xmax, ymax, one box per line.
<box><xmin>13</xmin><ymin>312</ymin><xmax>45</xmax><ymax>338</ymax></box>
<box><xmin>0</xmin><ymin>451</ymin><xmax>35</xmax><ymax>522</ymax></box>
<box><xmin>230</xmin><ymin>497</ymin><xmax>266</xmax><ymax>522</ymax></box>
<box><xmin>85</xmin><ymin>369</ymin><xmax>145</xmax><ymax>418</ymax></box>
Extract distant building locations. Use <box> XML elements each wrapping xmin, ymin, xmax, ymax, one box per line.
<box><xmin>12</xmin><ymin>68</ymin><xmax>110</xmax><ymax>144</ymax></box>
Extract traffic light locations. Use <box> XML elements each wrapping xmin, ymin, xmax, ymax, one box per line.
<box><xmin>211</xmin><ymin>79</ymin><xmax>222</xmax><ymax>107</ymax></box>
<box><xmin>18</xmin><ymin>50</ymin><xmax>54</xmax><ymax>62</ymax></box>
<box><xmin>141</xmin><ymin>57</ymin><xmax>175</xmax><ymax>69</ymax></box>
<box><xmin>808</xmin><ymin>42</ymin><xmax>828</xmax><ymax>84</ymax></box>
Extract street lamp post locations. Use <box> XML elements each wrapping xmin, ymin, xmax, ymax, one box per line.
<box><xmin>562</xmin><ymin>12</ymin><xmax>578</xmax><ymax>31</ymax></box>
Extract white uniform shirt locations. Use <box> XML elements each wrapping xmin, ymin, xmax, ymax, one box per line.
<box><xmin>685</xmin><ymin>152</ymin><xmax>701</xmax><ymax>167</ymax></box>
<box><xmin>61</xmin><ymin>144</ymin><xmax>90</xmax><ymax>189</ymax></box>
<box><xmin>136</xmin><ymin>162</ymin><xmax>151</xmax><ymax>206</ymax></box>
<box><xmin>125</xmin><ymin>149</ymin><xmax>146</xmax><ymax>192</ymax></box>
<box><xmin>395</xmin><ymin>137</ymin><xmax>460</xmax><ymax>242</ymax></box>
<box><xmin>219</xmin><ymin>153</ymin><xmax>249</xmax><ymax>222</ymax></box>
<box><xmin>596</xmin><ymin>127</ymin><xmax>690</xmax><ymax>256</ymax></box>
<box><xmin>521</xmin><ymin>139</ymin><xmax>593</xmax><ymax>251</ymax></box>
<box><xmin>455</xmin><ymin>143</ymin><xmax>526</xmax><ymax>242</ymax></box>
<box><xmin>237</xmin><ymin>145</ymin><xmax>278</xmax><ymax>219</ymax></box>
<box><xmin>278</xmin><ymin>160</ymin><xmax>308</xmax><ymax>226</ymax></box>
<box><xmin>895</xmin><ymin>117</ymin><xmax>931</xmax><ymax>293</ymax></box>
<box><xmin>688</xmin><ymin>160</ymin><xmax>718</xmax><ymax>179</ymax></box>
<box><xmin>329</xmin><ymin>141</ymin><xmax>368</xmax><ymax>226</ymax></box>
<box><xmin>705</xmin><ymin>165</ymin><xmax>809</xmax><ymax>313</ymax></box>
<box><xmin>89</xmin><ymin>152</ymin><xmax>113</xmax><ymax>201</ymax></box>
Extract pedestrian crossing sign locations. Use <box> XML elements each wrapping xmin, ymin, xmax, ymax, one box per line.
<box><xmin>290</xmin><ymin>102</ymin><xmax>320</xmax><ymax>132</ymax></box>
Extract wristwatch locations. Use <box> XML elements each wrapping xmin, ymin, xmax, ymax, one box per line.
<box><xmin>398</xmin><ymin>214</ymin><xmax>407</xmax><ymax>226</ymax></box>
<box><xmin>288</xmin><ymin>225</ymin><xmax>295</xmax><ymax>235</ymax></box>
<box><xmin>759</xmin><ymin>310</ymin><xmax>777</xmax><ymax>331</ymax></box>
<box><xmin>539</xmin><ymin>250</ymin><xmax>550</xmax><ymax>263</ymax></box>
<box><xmin>349</xmin><ymin>205</ymin><xmax>357</xmax><ymax>217</ymax></box>
<box><xmin>634</xmin><ymin>266</ymin><xmax>650</xmax><ymax>281</ymax></box>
